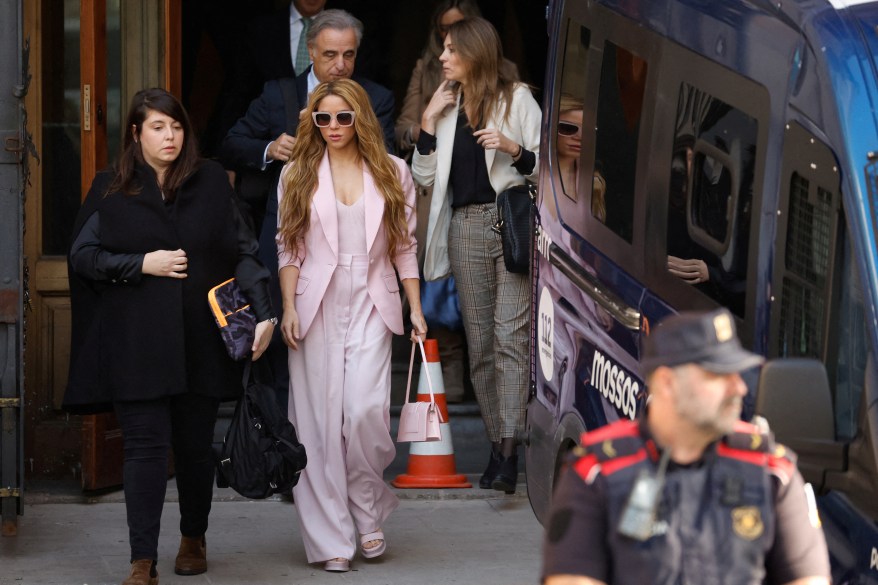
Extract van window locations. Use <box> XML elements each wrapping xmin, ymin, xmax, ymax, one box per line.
<box><xmin>595</xmin><ymin>42</ymin><xmax>647</xmax><ymax>242</ymax></box>
<box><xmin>773</xmin><ymin>123</ymin><xmax>839</xmax><ymax>361</ymax></box>
<box><xmin>777</xmin><ymin>192</ymin><xmax>866</xmax><ymax>441</ymax></box>
<box><xmin>771</xmin><ymin>122</ymin><xmax>863</xmax><ymax>441</ymax></box>
<box><xmin>832</xmin><ymin>235</ymin><xmax>868</xmax><ymax>440</ymax></box>
<box><xmin>777</xmin><ymin>172</ymin><xmax>834</xmax><ymax>357</ymax></box>
<box><xmin>665</xmin><ymin>83</ymin><xmax>757</xmax><ymax>317</ymax></box>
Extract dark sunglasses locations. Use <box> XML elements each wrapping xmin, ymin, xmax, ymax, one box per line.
<box><xmin>312</xmin><ymin>111</ymin><xmax>355</xmax><ymax>128</ymax></box>
<box><xmin>558</xmin><ymin>121</ymin><xmax>582</xmax><ymax>136</ymax></box>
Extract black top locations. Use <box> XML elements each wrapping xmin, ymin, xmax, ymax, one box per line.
<box><xmin>450</xmin><ymin>109</ymin><xmax>496</xmax><ymax>207</ymax></box>
<box><xmin>416</xmin><ymin>109</ymin><xmax>536</xmax><ymax>208</ymax></box>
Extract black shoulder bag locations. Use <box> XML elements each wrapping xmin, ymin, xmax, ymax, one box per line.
<box><xmin>493</xmin><ymin>183</ymin><xmax>537</xmax><ymax>274</ymax></box>
<box><xmin>213</xmin><ymin>360</ymin><xmax>307</xmax><ymax>498</ymax></box>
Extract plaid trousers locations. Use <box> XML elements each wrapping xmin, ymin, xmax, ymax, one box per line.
<box><xmin>448</xmin><ymin>203</ymin><xmax>531</xmax><ymax>441</ymax></box>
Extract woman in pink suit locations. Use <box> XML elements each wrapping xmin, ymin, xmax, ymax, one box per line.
<box><xmin>276</xmin><ymin>79</ymin><xmax>427</xmax><ymax>573</ymax></box>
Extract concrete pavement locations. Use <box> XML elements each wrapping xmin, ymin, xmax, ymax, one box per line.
<box><xmin>2</xmin><ymin>403</ymin><xmax>545</xmax><ymax>585</ymax></box>
<box><xmin>2</xmin><ymin>480</ymin><xmax>545</xmax><ymax>585</ymax></box>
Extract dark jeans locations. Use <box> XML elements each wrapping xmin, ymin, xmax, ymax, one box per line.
<box><xmin>114</xmin><ymin>392</ymin><xmax>220</xmax><ymax>561</ymax></box>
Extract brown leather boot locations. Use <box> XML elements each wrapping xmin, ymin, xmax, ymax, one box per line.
<box><xmin>121</xmin><ymin>559</ymin><xmax>158</xmax><ymax>585</ymax></box>
<box><xmin>174</xmin><ymin>535</ymin><xmax>207</xmax><ymax>575</ymax></box>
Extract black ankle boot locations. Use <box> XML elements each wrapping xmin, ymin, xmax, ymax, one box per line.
<box><xmin>491</xmin><ymin>452</ymin><xmax>518</xmax><ymax>494</ymax></box>
<box><xmin>479</xmin><ymin>447</ymin><xmax>502</xmax><ymax>489</ymax></box>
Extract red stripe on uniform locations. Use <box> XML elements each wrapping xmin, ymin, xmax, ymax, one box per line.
<box><xmin>767</xmin><ymin>455</ymin><xmax>795</xmax><ymax>485</ymax></box>
<box><xmin>716</xmin><ymin>442</ymin><xmax>768</xmax><ymax>466</ymax></box>
<box><xmin>580</xmin><ymin>420</ymin><xmax>639</xmax><ymax>447</ymax></box>
<box><xmin>600</xmin><ymin>450</ymin><xmax>647</xmax><ymax>476</ymax></box>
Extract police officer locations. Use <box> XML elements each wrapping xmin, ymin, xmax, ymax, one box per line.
<box><xmin>541</xmin><ymin>308</ymin><xmax>830</xmax><ymax>585</ymax></box>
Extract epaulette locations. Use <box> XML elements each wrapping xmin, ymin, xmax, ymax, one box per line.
<box><xmin>716</xmin><ymin>420</ymin><xmax>771</xmax><ymax>467</ymax></box>
<box><xmin>716</xmin><ymin>421</ymin><xmax>798</xmax><ymax>484</ymax></box>
<box><xmin>723</xmin><ymin>420</ymin><xmax>774</xmax><ymax>454</ymax></box>
<box><xmin>571</xmin><ymin>420</ymin><xmax>650</xmax><ymax>482</ymax></box>
<box><xmin>579</xmin><ymin>419</ymin><xmax>641</xmax><ymax>459</ymax></box>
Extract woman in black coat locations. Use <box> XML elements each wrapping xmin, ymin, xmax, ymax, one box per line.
<box><xmin>65</xmin><ymin>88</ymin><xmax>276</xmax><ymax>585</ymax></box>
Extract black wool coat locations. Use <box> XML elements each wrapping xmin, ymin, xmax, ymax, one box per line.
<box><xmin>64</xmin><ymin>161</ymin><xmax>252</xmax><ymax>413</ymax></box>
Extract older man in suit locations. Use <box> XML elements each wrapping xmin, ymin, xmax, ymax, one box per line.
<box><xmin>222</xmin><ymin>9</ymin><xmax>394</xmax><ymax>229</ymax></box>
<box><xmin>211</xmin><ymin>0</ymin><xmax>326</xmax><ymax>159</ymax></box>
<box><xmin>221</xmin><ymin>8</ymin><xmax>395</xmax><ymax>410</ymax></box>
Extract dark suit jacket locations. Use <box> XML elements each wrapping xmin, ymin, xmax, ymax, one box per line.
<box><xmin>216</xmin><ymin>6</ymin><xmax>300</xmax><ymax>161</ymax></box>
<box><xmin>221</xmin><ymin>68</ymin><xmax>396</xmax><ymax>174</ymax></box>
<box><xmin>245</xmin><ymin>8</ymin><xmax>298</xmax><ymax>84</ymax></box>
<box><xmin>223</xmin><ymin>5</ymin><xmax>384</xmax><ymax>140</ymax></box>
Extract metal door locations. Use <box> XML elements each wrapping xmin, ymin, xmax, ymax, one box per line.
<box><xmin>0</xmin><ymin>0</ymin><xmax>26</xmax><ymax>536</ymax></box>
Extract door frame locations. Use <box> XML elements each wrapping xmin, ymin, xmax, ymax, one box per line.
<box><xmin>77</xmin><ymin>0</ymin><xmax>182</xmax><ymax>491</ymax></box>
<box><xmin>20</xmin><ymin>0</ymin><xmax>182</xmax><ymax>492</ymax></box>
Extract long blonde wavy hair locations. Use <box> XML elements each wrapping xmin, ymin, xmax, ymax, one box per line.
<box><xmin>278</xmin><ymin>79</ymin><xmax>409</xmax><ymax>262</ymax></box>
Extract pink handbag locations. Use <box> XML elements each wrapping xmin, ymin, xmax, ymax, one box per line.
<box><xmin>396</xmin><ymin>338</ymin><xmax>443</xmax><ymax>442</ymax></box>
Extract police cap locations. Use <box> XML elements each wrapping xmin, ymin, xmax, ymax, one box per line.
<box><xmin>641</xmin><ymin>308</ymin><xmax>764</xmax><ymax>375</ymax></box>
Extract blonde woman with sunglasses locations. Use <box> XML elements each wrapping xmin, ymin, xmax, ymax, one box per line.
<box><xmin>276</xmin><ymin>79</ymin><xmax>426</xmax><ymax>573</ymax></box>
<box><xmin>558</xmin><ymin>94</ymin><xmax>606</xmax><ymax>221</ymax></box>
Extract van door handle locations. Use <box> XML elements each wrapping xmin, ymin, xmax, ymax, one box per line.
<box><xmin>547</xmin><ymin>243</ymin><xmax>641</xmax><ymax>331</ymax></box>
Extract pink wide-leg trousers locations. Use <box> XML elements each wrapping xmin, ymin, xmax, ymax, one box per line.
<box><xmin>288</xmin><ymin>253</ymin><xmax>399</xmax><ymax>563</ymax></box>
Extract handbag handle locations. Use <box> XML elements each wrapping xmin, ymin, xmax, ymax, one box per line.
<box><xmin>242</xmin><ymin>359</ymin><xmax>252</xmax><ymax>390</ymax></box>
<box><xmin>404</xmin><ymin>337</ymin><xmax>436</xmax><ymax>406</ymax></box>
<box><xmin>240</xmin><ymin>357</ymin><xmax>268</xmax><ymax>390</ymax></box>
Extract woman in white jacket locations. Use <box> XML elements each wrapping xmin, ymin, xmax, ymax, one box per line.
<box><xmin>411</xmin><ymin>16</ymin><xmax>541</xmax><ymax>494</ymax></box>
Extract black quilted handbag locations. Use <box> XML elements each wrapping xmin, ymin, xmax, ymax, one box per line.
<box><xmin>494</xmin><ymin>183</ymin><xmax>536</xmax><ymax>274</ymax></box>
<box><xmin>214</xmin><ymin>361</ymin><xmax>307</xmax><ymax>499</ymax></box>
<box><xmin>207</xmin><ymin>278</ymin><xmax>256</xmax><ymax>361</ymax></box>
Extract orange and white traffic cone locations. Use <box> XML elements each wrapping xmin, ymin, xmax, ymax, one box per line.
<box><xmin>392</xmin><ymin>339</ymin><xmax>472</xmax><ymax>489</ymax></box>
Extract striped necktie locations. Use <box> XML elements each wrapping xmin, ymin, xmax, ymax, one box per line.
<box><xmin>295</xmin><ymin>17</ymin><xmax>312</xmax><ymax>74</ymax></box>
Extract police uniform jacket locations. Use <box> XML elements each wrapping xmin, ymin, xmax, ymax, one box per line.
<box><xmin>542</xmin><ymin>419</ymin><xmax>830</xmax><ymax>585</ymax></box>
<box><xmin>64</xmin><ymin>161</ymin><xmax>272</xmax><ymax>413</ymax></box>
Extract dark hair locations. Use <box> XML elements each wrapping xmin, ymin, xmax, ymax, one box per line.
<box><xmin>426</xmin><ymin>1</ymin><xmax>481</xmax><ymax>59</ymax></box>
<box><xmin>418</xmin><ymin>0</ymin><xmax>482</xmax><ymax>104</ymax></box>
<box><xmin>108</xmin><ymin>88</ymin><xmax>199</xmax><ymax>199</ymax></box>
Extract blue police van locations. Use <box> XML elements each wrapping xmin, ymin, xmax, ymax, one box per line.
<box><xmin>525</xmin><ymin>0</ymin><xmax>878</xmax><ymax>581</ymax></box>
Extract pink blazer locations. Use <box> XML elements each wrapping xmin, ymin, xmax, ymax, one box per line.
<box><xmin>277</xmin><ymin>152</ymin><xmax>419</xmax><ymax>338</ymax></box>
